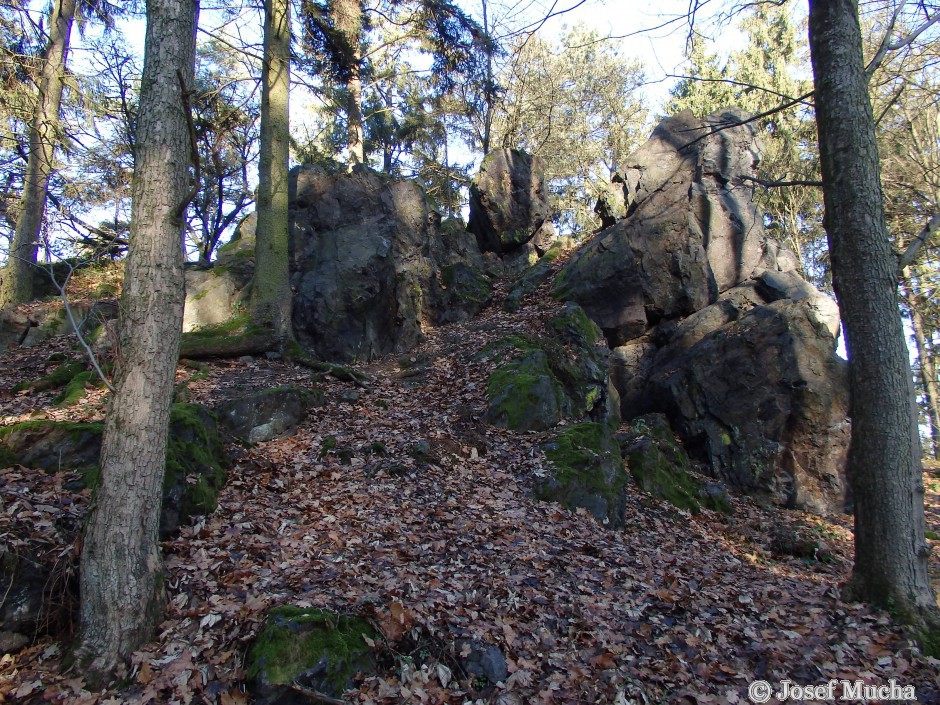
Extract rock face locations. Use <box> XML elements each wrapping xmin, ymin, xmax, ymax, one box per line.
<box><xmin>289</xmin><ymin>166</ymin><xmax>491</xmax><ymax>362</ymax></box>
<box><xmin>468</xmin><ymin>149</ymin><xmax>553</xmax><ymax>255</ymax></box>
<box><xmin>554</xmin><ymin>109</ymin><xmax>850</xmax><ymax>515</ymax></box>
<box><xmin>215</xmin><ymin>386</ymin><xmax>323</xmax><ymax>444</ymax></box>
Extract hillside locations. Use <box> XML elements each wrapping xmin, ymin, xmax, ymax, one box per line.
<box><xmin>1</xmin><ymin>256</ymin><xmax>939</xmax><ymax>704</ymax></box>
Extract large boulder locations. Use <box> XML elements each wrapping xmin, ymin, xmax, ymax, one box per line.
<box><xmin>646</xmin><ymin>299</ymin><xmax>850</xmax><ymax>515</ymax></box>
<box><xmin>550</xmin><ymin>109</ymin><xmax>850</xmax><ymax>515</ymax></box>
<box><xmin>289</xmin><ymin>166</ymin><xmax>491</xmax><ymax>362</ymax></box>
<box><xmin>553</xmin><ymin>109</ymin><xmax>783</xmax><ymax>346</ymax></box>
<box><xmin>468</xmin><ymin>149</ymin><xmax>553</xmax><ymax>255</ymax></box>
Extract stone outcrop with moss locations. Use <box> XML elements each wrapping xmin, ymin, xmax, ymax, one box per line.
<box><xmin>550</xmin><ymin>110</ymin><xmax>850</xmax><ymax>516</ymax></box>
<box><xmin>536</xmin><ymin>422</ymin><xmax>628</xmax><ymax>528</ymax></box>
<box><xmin>484</xmin><ymin>304</ymin><xmax>614</xmax><ymax>433</ymax></box>
<box><xmin>247</xmin><ymin>606</ymin><xmax>378</xmax><ymax>704</ymax></box>
<box><xmin>619</xmin><ymin>414</ymin><xmax>730</xmax><ymax>514</ymax></box>
<box><xmin>0</xmin><ymin>403</ymin><xmax>228</xmax><ymax>536</ymax></box>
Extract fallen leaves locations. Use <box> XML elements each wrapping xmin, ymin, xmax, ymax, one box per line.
<box><xmin>2</xmin><ymin>272</ymin><xmax>940</xmax><ymax>704</ymax></box>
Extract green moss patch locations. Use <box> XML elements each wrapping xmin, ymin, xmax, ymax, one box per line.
<box><xmin>621</xmin><ymin>414</ymin><xmax>729</xmax><ymax>514</ymax></box>
<box><xmin>247</xmin><ymin>606</ymin><xmax>378</xmax><ymax>698</ymax></box>
<box><xmin>486</xmin><ymin>350</ymin><xmax>565</xmax><ymax>432</ymax></box>
<box><xmin>536</xmin><ymin>422</ymin><xmax>627</xmax><ymax>528</ymax></box>
<box><xmin>13</xmin><ymin>361</ymin><xmax>85</xmax><ymax>394</ymax></box>
<box><xmin>53</xmin><ymin>370</ymin><xmax>104</xmax><ymax>407</ymax></box>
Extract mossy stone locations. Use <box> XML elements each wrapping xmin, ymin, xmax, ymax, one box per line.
<box><xmin>0</xmin><ymin>405</ymin><xmax>227</xmax><ymax>535</ymax></box>
<box><xmin>621</xmin><ymin>414</ymin><xmax>730</xmax><ymax>514</ymax></box>
<box><xmin>247</xmin><ymin>606</ymin><xmax>378</xmax><ymax>702</ymax></box>
<box><xmin>162</xmin><ymin>403</ymin><xmax>228</xmax><ymax>534</ymax></box>
<box><xmin>486</xmin><ymin>349</ymin><xmax>566</xmax><ymax>431</ymax></box>
<box><xmin>13</xmin><ymin>361</ymin><xmax>85</xmax><ymax>394</ymax></box>
<box><xmin>536</xmin><ymin>422</ymin><xmax>627</xmax><ymax>528</ymax></box>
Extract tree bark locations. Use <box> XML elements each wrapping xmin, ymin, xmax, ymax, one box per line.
<box><xmin>0</xmin><ymin>0</ymin><xmax>76</xmax><ymax>308</ymax></box>
<box><xmin>807</xmin><ymin>0</ymin><xmax>937</xmax><ymax>624</ymax></box>
<box><xmin>906</xmin><ymin>280</ymin><xmax>940</xmax><ymax>459</ymax></box>
<box><xmin>78</xmin><ymin>0</ymin><xmax>198</xmax><ymax>678</ymax></box>
<box><xmin>252</xmin><ymin>0</ymin><xmax>292</xmax><ymax>341</ymax></box>
<box><xmin>332</xmin><ymin>0</ymin><xmax>364</xmax><ymax>166</ymax></box>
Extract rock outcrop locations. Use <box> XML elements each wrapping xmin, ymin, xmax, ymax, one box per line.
<box><xmin>554</xmin><ymin>109</ymin><xmax>850</xmax><ymax>515</ymax></box>
<box><xmin>468</xmin><ymin>149</ymin><xmax>553</xmax><ymax>255</ymax></box>
<box><xmin>483</xmin><ymin>303</ymin><xmax>627</xmax><ymax>527</ymax></box>
<box><xmin>289</xmin><ymin>166</ymin><xmax>491</xmax><ymax>362</ymax></box>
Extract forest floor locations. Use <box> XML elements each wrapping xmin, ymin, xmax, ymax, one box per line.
<box><xmin>1</xmin><ymin>268</ymin><xmax>940</xmax><ymax>705</ymax></box>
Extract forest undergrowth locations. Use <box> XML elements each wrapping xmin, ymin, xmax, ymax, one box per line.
<box><xmin>1</xmin><ymin>266</ymin><xmax>939</xmax><ymax>704</ymax></box>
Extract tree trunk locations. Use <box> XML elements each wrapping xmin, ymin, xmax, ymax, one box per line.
<box><xmin>252</xmin><ymin>0</ymin><xmax>292</xmax><ymax>341</ymax></box>
<box><xmin>78</xmin><ymin>0</ymin><xmax>198</xmax><ymax>679</ymax></box>
<box><xmin>346</xmin><ymin>68</ymin><xmax>364</xmax><ymax>165</ymax></box>
<box><xmin>907</xmin><ymin>282</ymin><xmax>940</xmax><ymax>459</ymax></box>
<box><xmin>807</xmin><ymin>0</ymin><xmax>937</xmax><ymax>624</ymax></box>
<box><xmin>0</xmin><ymin>0</ymin><xmax>76</xmax><ymax>308</ymax></box>
<box><xmin>332</xmin><ymin>0</ymin><xmax>364</xmax><ymax>166</ymax></box>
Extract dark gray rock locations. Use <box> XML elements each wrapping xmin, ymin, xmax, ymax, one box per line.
<box><xmin>555</xmin><ymin>109</ymin><xmax>781</xmax><ymax>345</ymax></box>
<box><xmin>289</xmin><ymin>166</ymin><xmax>489</xmax><ymax>362</ymax></box>
<box><xmin>647</xmin><ymin>300</ymin><xmax>850</xmax><ymax>515</ymax></box>
<box><xmin>468</xmin><ymin>149</ymin><xmax>551</xmax><ymax>255</ymax></box>
<box><xmin>215</xmin><ymin>386</ymin><xmax>320</xmax><ymax>444</ymax></box>
<box><xmin>458</xmin><ymin>640</ymin><xmax>508</xmax><ymax>684</ymax></box>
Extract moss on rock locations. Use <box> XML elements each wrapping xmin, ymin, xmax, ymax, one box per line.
<box><xmin>621</xmin><ymin>414</ymin><xmax>730</xmax><ymax>514</ymax></box>
<box><xmin>0</xmin><ymin>405</ymin><xmax>227</xmax><ymax>534</ymax></box>
<box><xmin>536</xmin><ymin>422</ymin><xmax>627</xmax><ymax>528</ymax></box>
<box><xmin>13</xmin><ymin>360</ymin><xmax>85</xmax><ymax>394</ymax></box>
<box><xmin>486</xmin><ymin>349</ymin><xmax>566</xmax><ymax>431</ymax></box>
<box><xmin>247</xmin><ymin>606</ymin><xmax>378</xmax><ymax>701</ymax></box>
<box><xmin>163</xmin><ymin>404</ymin><xmax>228</xmax><ymax>528</ymax></box>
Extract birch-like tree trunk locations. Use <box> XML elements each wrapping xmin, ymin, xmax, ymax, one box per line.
<box><xmin>252</xmin><ymin>0</ymin><xmax>292</xmax><ymax>340</ymax></box>
<box><xmin>77</xmin><ymin>0</ymin><xmax>198</xmax><ymax>678</ymax></box>
<box><xmin>807</xmin><ymin>0</ymin><xmax>938</xmax><ymax>625</ymax></box>
<box><xmin>0</xmin><ymin>0</ymin><xmax>76</xmax><ymax>308</ymax></box>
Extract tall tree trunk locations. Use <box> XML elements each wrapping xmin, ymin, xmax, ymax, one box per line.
<box><xmin>807</xmin><ymin>0</ymin><xmax>937</xmax><ymax>625</ymax></box>
<box><xmin>480</xmin><ymin>0</ymin><xmax>493</xmax><ymax>155</ymax></box>
<box><xmin>332</xmin><ymin>0</ymin><xmax>363</xmax><ymax>166</ymax></box>
<box><xmin>0</xmin><ymin>0</ymin><xmax>76</xmax><ymax>308</ymax></box>
<box><xmin>907</xmin><ymin>281</ymin><xmax>940</xmax><ymax>459</ymax></box>
<box><xmin>77</xmin><ymin>0</ymin><xmax>198</xmax><ymax>678</ymax></box>
<box><xmin>252</xmin><ymin>0</ymin><xmax>292</xmax><ymax>341</ymax></box>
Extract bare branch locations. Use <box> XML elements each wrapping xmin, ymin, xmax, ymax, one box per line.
<box><xmin>898</xmin><ymin>213</ymin><xmax>940</xmax><ymax>275</ymax></box>
<box><xmin>742</xmin><ymin>175</ymin><xmax>823</xmax><ymax>188</ymax></box>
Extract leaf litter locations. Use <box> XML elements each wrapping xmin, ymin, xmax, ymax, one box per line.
<box><xmin>1</xmin><ymin>269</ymin><xmax>939</xmax><ymax>704</ymax></box>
